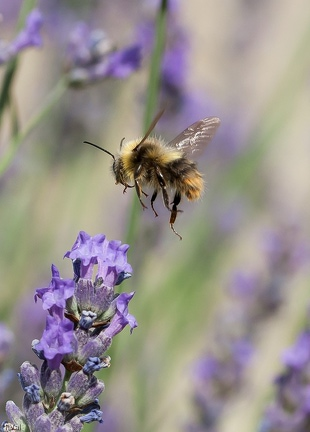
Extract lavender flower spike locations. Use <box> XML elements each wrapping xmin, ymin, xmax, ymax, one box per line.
<box><xmin>259</xmin><ymin>327</ymin><xmax>310</xmax><ymax>431</ymax></box>
<box><xmin>0</xmin><ymin>9</ymin><xmax>43</xmax><ymax>66</ymax></box>
<box><xmin>1</xmin><ymin>231</ymin><xmax>136</xmax><ymax>430</ymax></box>
<box><xmin>65</xmin><ymin>22</ymin><xmax>142</xmax><ymax>86</ymax></box>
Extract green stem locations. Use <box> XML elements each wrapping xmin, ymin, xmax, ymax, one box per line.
<box><xmin>61</xmin><ymin>369</ymin><xmax>72</xmax><ymax>396</ymax></box>
<box><xmin>131</xmin><ymin>4</ymin><xmax>169</xmax><ymax>431</ymax></box>
<box><xmin>125</xmin><ymin>0</ymin><xmax>168</xmax><ymax>245</ymax></box>
<box><xmin>0</xmin><ymin>0</ymin><xmax>38</xmax><ymax>126</ymax></box>
<box><xmin>0</xmin><ymin>78</ymin><xmax>67</xmax><ymax>177</ymax></box>
<box><xmin>143</xmin><ymin>0</ymin><xmax>168</xmax><ymax>129</ymax></box>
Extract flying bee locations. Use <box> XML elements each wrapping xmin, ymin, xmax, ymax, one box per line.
<box><xmin>84</xmin><ymin>111</ymin><xmax>220</xmax><ymax>240</ymax></box>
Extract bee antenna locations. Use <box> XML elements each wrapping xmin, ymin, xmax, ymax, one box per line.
<box><xmin>136</xmin><ymin>108</ymin><xmax>165</xmax><ymax>148</ymax></box>
<box><xmin>119</xmin><ymin>137</ymin><xmax>125</xmax><ymax>150</ymax></box>
<box><xmin>84</xmin><ymin>141</ymin><xmax>115</xmax><ymax>161</ymax></box>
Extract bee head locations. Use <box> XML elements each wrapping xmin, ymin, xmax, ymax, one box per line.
<box><xmin>112</xmin><ymin>157</ymin><xmax>127</xmax><ymax>186</ymax></box>
<box><xmin>112</xmin><ymin>158</ymin><xmax>120</xmax><ymax>183</ymax></box>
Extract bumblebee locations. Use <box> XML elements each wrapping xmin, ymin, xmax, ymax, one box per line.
<box><xmin>85</xmin><ymin>111</ymin><xmax>220</xmax><ymax>239</ymax></box>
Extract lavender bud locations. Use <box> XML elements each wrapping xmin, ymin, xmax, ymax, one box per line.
<box><xmin>83</xmin><ymin>356</ymin><xmax>110</xmax><ymax>375</ymax></box>
<box><xmin>79</xmin><ymin>311</ymin><xmax>97</xmax><ymax>330</ymax></box>
<box><xmin>24</xmin><ymin>384</ymin><xmax>40</xmax><ymax>404</ymax></box>
<box><xmin>57</xmin><ymin>393</ymin><xmax>75</xmax><ymax>412</ymax></box>
<box><xmin>80</xmin><ymin>409</ymin><xmax>103</xmax><ymax>424</ymax></box>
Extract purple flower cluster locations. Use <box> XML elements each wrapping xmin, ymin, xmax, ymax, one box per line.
<box><xmin>189</xmin><ymin>227</ymin><xmax>309</xmax><ymax>432</ymax></box>
<box><xmin>259</xmin><ymin>326</ymin><xmax>310</xmax><ymax>432</ymax></box>
<box><xmin>0</xmin><ymin>9</ymin><xmax>43</xmax><ymax>66</ymax></box>
<box><xmin>1</xmin><ymin>231</ymin><xmax>137</xmax><ymax>431</ymax></box>
<box><xmin>64</xmin><ymin>22</ymin><xmax>142</xmax><ymax>86</ymax></box>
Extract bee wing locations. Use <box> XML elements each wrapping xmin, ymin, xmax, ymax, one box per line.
<box><xmin>167</xmin><ymin>117</ymin><xmax>221</xmax><ymax>156</ymax></box>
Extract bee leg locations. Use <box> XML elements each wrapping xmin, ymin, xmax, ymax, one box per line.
<box><xmin>122</xmin><ymin>183</ymin><xmax>134</xmax><ymax>194</ymax></box>
<box><xmin>155</xmin><ymin>166</ymin><xmax>171</xmax><ymax>211</ymax></box>
<box><xmin>134</xmin><ymin>164</ymin><xmax>148</xmax><ymax>210</ymax></box>
<box><xmin>170</xmin><ymin>192</ymin><xmax>182</xmax><ymax>240</ymax></box>
<box><xmin>150</xmin><ymin>190</ymin><xmax>158</xmax><ymax>217</ymax></box>
<box><xmin>134</xmin><ymin>178</ymin><xmax>148</xmax><ymax>210</ymax></box>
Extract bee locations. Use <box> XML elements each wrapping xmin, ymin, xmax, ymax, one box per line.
<box><xmin>84</xmin><ymin>111</ymin><xmax>220</xmax><ymax>240</ymax></box>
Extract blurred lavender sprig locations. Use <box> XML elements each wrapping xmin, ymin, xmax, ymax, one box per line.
<box><xmin>188</xmin><ymin>226</ymin><xmax>309</xmax><ymax>432</ymax></box>
<box><xmin>1</xmin><ymin>231</ymin><xmax>137</xmax><ymax>431</ymax></box>
<box><xmin>259</xmin><ymin>320</ymin><xmax>310</xmax><ymax>432</ymax></box>
<box><xmin>64</xmin><ymin>22</ymin><xmax>142</xmax><ymax>87</ymax></box>
<box><xmin>0</xmin><ymin>8</ymin><xmax>141</xmax><ymax>177</ymax></box>
<box><xmin>0</xmin><ymin>9</ymin><xmax>43</xmax><ymax>66</ymax></box>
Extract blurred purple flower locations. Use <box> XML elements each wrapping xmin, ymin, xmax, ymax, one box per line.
<box><xmin>229</xmin><ymin>270</ymin><xmax>260</xmax><ymax>297</ymax></box>
<box><xmin>259</xmin><ymin>326</ymin><xmax>310</xmax><ymax>431</ymax></box>
<box><xmin>189</xmin><ymin>225</ymin><xmax>309</xmax><ymax>431</ymax></box>
<box><xmin>262</xmin><ymin>226</ymin><xmax>310</xmax><ymax>273</ymax></box>
<box><xmin>105</xmin><ymin>45</ymin><xmax>142</xmax><ymax>78</ymax></box>
<box><xmin>282</xmin><ymin>330</ymin><xmax>310</xmax><ymax>370</ymax></box>
<box><xmin>0</xmin><ymin>323</ymin><xmax>14</xmax><ymax>362</ymax></box>
<box><xmin>0</xmin><ymin>9</ymin><xmax>43</xmax><ymax>65</ymax></box>
<box><xmin>65</xmin><ymin>22</ymin><xmax>141</xmax><ymax>86</ymax></box>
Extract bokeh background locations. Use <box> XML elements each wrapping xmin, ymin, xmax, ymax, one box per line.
<box><xmin>0</xmin><ymin>1</ymin><xmax>310</xmax><ymax>431</ymax></box>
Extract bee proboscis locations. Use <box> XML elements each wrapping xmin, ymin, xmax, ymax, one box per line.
<box><xmin>84</xmin><ymin>111</ymin><xmax>220</xmax><ymax>240</ymax></box>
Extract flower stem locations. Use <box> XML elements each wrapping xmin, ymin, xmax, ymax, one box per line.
<box><xmin>143</xmin><ymin>0</ymin><xmax>168</xmax><ymax>129</ymax></box>
<box><xmin>0</xmin><ymin>0</ymin><xmax>38</xmax><ymax>126</ymax></box>
<box><xmin>125</xmin><ymin>0</ymin><xmax>168</xmax><ymax>245</ymax></box>
<box><xmin>0</xmin><ymin>77</ymin><xmax>67</xmax><ymax>177</ymax></box>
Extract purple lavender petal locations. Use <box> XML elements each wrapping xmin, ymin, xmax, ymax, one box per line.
<box><xmin>35</xmin><ymin>267</ymin><xmax>75</xmax><ymax>311</ymax></box>
<box><xmin>106</xmin><ymin>240</ymin><xmax>133</xmax><ymax>274</ymax></box>
<box><xmin>9</xmin><ymin>9</ymin><xmax>43</xmax><ymax>56</ymax></box>
<box><xmin>64</xmin><ymin>231</ymin><xmax>108</xmax><ymax>278</ymax></box>
<box><xmin>105</xmin><ymin>45</ymin><xmax>141</xmax><ymax>78</ymax></box>
<box><xmin>66</xmin><ymin>22</ymin><xmax>93</xmax><ymax>67</ymax></box>
<box><xmin>0</xmin><ymin>10</ymin><xmax>43</xmax><ymax>64</ymax></box>
<box><xmin>103</xmin><ymin>292</ymin><xmax>137</xmax><ymax>338</ymax></box>
<box><xmin>65</xmin><ymin>231</ymin><xmax>132</xmax><ymax>287</ymax></box>
<box><xmin>36</xmin><ymin>315</ymin><xmax>75</xmax><ymax>369</ymax></box>
<box><xmin>96</xmin><ymin>240</ymin><xmax>132</xmax><ymax>286</ymax></box>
